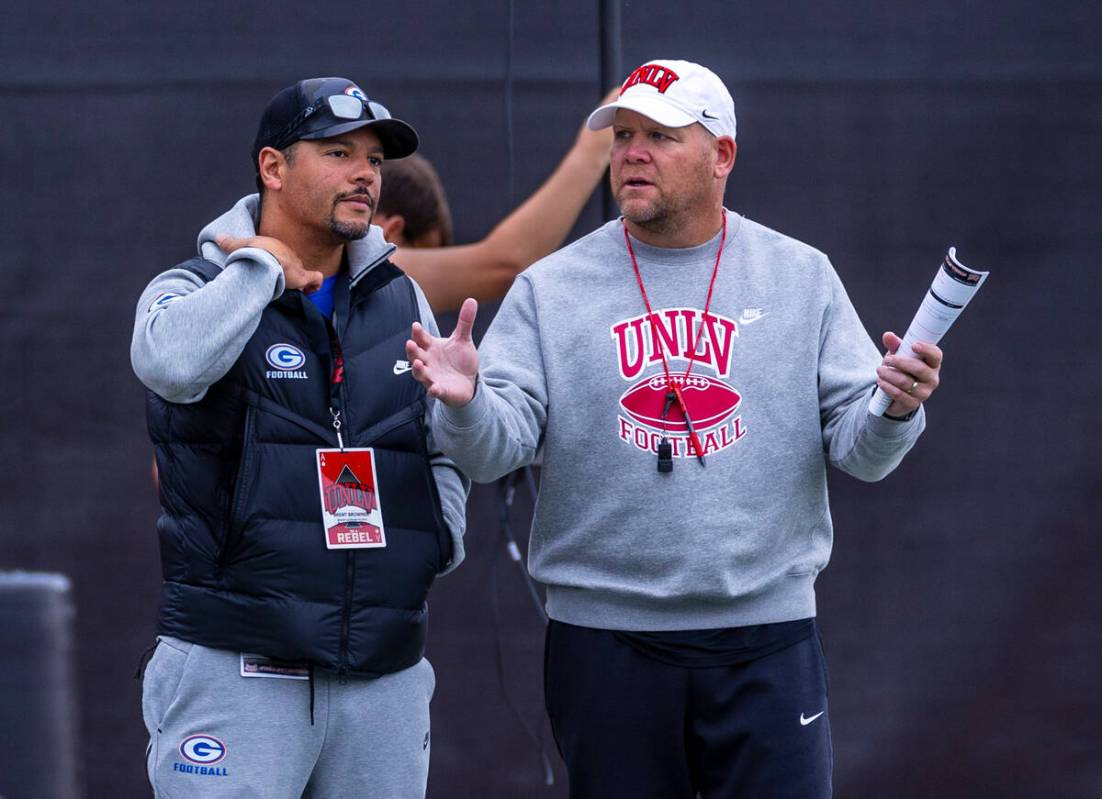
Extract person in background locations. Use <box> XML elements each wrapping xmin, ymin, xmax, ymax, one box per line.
<box><xmin>377</xmin><ymin>92</ymin><xmax>617</xmax><ymax>313</ymax></box>
<box><xmin>375</xmin><ymin>154</ymin><xmax>455</xmax><ymax>249</ymax></box>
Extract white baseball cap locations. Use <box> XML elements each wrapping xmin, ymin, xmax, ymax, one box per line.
<box><xmin>587</xmin><ymin>59</ymin><xmax>736</xmax><ymax>141</ymax></box>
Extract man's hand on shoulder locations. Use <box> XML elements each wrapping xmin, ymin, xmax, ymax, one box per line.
<box><xmin>216</xmin><ymin>234</ymin><xmax>323</xmax><ymax>293</ymax></box>
<box><xmin>406</xmin><ymin>298</ymin><xmax>480</xmax><ymax>407</ymax></box>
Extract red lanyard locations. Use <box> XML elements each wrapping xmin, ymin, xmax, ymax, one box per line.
<box><xmin>622</xmin><ymin>212</ymin><xmax>727</xmax><ymax>465</ymax></box>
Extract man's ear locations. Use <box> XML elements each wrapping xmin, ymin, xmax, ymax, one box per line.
<box><xmin>376</xmin><ymin>213</ymin><xmax>408</xmax><ymax>246</ymax></box>
<box><xmin>714</xmin><ymin>137</ymin><xmax>737</xmax><ymax>179</ymax></box>
<box><xmin>257</xmin><ymin>146</ymin><xmax>288</xmax><ymax>192</ymax></box>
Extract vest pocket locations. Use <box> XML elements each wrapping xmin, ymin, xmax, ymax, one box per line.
<box><xmin>219</xmin><ymin>405</ymin><xmax>257</xmax><ymax>567</ymax></box>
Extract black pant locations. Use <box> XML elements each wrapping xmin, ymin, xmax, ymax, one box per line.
<box><xmin>544</xmin><ymin>621</ymin><xmax>832</xmax><ymax>799</ymax></box>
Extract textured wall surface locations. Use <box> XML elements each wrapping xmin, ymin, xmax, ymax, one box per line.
<box><xmin>1</xmin><ymin>2</ymin><xmax>1099</xmax><ymax>797</ymax></box>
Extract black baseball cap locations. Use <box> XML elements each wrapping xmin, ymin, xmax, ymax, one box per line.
<box><xmin>251</xmin><ymin>77</ymin><xmax>419</xmax><ymax>167</ymax></box>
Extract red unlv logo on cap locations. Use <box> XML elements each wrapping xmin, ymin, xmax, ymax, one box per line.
<box><xmin>620</xmin><ymin>64</ymin><xmax>680</xmax><ymax>95</ymax></box>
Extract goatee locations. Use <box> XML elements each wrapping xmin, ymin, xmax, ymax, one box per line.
<box><xmin>618</xmin><ymin>202</ymin><xmax>676</xmax><ymax>236</ymax></box>
<box><xmin>330</xmin><ymin>192</ymin><xmax>375</xmax><ymax>241</ymax></box>
<box><xmin>330</xmin><ymin>218</ymin><xmax>371</xmax><ymax>241</ymax></box>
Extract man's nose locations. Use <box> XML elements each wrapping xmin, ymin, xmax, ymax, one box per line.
<box><xmin>622</xmin><ymin>136</ymin><xmax>651</xmax><ymax>163</ymax></box>
<box><xmin>351</xmin><ymin>157</ymin><xmax>378</xmax><ymax>184</ymax></box>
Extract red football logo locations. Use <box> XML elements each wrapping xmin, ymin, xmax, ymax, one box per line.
<box><xmin>619</xmin><ymin>374</ymin><xmax>741</xmax><ymax>434</ymax></box>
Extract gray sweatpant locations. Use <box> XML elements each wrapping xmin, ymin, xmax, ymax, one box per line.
<box><xmin>142</xmin><ymin>636</ymin><xmax>435</xmax><ymax>799</ymax></box>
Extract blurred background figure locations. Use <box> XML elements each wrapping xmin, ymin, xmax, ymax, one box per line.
<box><xmin>380</xmin><ymin>96</ymin><xmax>615</xmax><ymax>312</ymax></box>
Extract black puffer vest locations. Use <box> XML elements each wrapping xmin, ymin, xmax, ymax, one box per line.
<box><xmin>147</xmin><ymin>256</ymin><xmax>451</xmax><ymax>677</ymax></box>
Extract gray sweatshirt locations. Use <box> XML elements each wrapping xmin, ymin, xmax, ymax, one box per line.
<box><xmin>131</xmin><ymin>194</ymin><xmax>468</xmax><ymax>571</ymax></box>
<box><xmin>433</xmin><ymin>212</ymin><xmax>924</xmax><ymax>629</ymax></box>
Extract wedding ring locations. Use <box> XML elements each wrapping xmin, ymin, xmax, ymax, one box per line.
<box><xmin>907</xmin><ymin>380</ymin><xmax>918</xmax><ymax>394</ymax></box>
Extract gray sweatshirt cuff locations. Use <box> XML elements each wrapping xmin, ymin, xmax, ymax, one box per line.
<box><xmin>864</xmin><ymin>405</ymin><xmax>926</xmax><ymax>438</ymax></box>
<box><xmin>225</xmin><ymin>246</ymin><xmax>286</xmax><ymax>299</ymax></box>
<box><xmin>437</xmin><ymin>503</ymin><xmax>467</xmax><ymax>576</ymax></box>
<box><xmin>436</xmin><ymin>378</ymin><xmax>492</xmax><ymax>430</ymax></box>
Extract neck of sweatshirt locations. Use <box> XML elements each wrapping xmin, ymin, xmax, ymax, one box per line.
<box><xmin>616</xmin><ymin>211</ymin><xmax>736</xmax><ymax>267</ymax></box>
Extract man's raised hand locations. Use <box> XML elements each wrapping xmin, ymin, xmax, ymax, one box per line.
<box><xmin>407</xmin><ymin>298</ymin><xmax>480</xmax><ymax>407</ymax></box>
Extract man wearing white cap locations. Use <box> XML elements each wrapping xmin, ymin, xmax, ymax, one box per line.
<box><xmin>407</xmin><ymin>59</ymin><xmax>943</xmax><ymax>797</ymax></box>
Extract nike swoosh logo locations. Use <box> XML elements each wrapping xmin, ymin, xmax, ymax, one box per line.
<box><xmin>800</xmin><ymin>712</ymin><xmax>825</xmax><ymax>726</ymax></box>
<box><xmin>393</xmin><ymin>360</ymin><xmax>412</xmax><ymax>375</ymax></box>
<box><xmin>738</xmin><ymin>309</ymin><xmax>768</xmax><ymax>325</ymax></box>
<box><xmin>701</xmin><ymin>109</ymin><xmax>720</xmax><ymax>120</ymax></box>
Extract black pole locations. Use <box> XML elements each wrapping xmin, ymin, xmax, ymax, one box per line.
<box><xmin>0</xmin><ymin>572</ymin><xmax>81</xmax><ymax>799</ymax></box>
<box><xmin>504</xmin><ymin>0</ymin><xmax>516</xmax><ymax>206</ymax></box>
<box><xmin>598</xmin><ymin>0</ymin><xmax>622</xmax><ymax>220</ymax></box>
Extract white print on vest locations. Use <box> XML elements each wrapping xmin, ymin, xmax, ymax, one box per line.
<box><xmin>265</xmin><ymin>343</ymin><xmax>309</xmax><ymax>380</ymax></box>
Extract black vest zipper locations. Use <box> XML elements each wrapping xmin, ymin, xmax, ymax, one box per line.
<box><xmin>328</xmin><ymin>308</ymin><xmax>354</xmax><ymax>681</ymax></box>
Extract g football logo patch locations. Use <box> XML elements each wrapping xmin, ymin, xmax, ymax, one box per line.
<box><xmin>265</xmin><ymin>343</ymin><xmax>306</xmax><ymax>371</ymax></box>
<box><xmin>180</xmin><ymin>734</ymin><xmax>226</xmax><ymax>765</ymax></box>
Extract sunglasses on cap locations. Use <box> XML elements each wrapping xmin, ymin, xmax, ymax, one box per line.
<box><xmin>269</xmin><ymin>94</ymin><xmax>394</xmax><ymax>151</ymax></box>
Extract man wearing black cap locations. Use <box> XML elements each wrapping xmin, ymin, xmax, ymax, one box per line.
<box><xmin>131</xmin><ymin>77</ymin><xmax>468</xmax><ymax>798</ymax></box>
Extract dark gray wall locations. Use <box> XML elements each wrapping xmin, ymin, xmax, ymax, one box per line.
<box><xmin>1</xmin><ymin>2</ymin><xmax>1099</xmax><ymax>797</ymax></box>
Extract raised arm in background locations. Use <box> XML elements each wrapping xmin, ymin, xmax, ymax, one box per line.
<box><xmin>380</xmin><ymin>91</ymin><xmax>617</xmax><ymax>312</ymax></box>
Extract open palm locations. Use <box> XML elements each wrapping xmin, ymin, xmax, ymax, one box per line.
<box><xmin>406</xmin><ymin>298</ymin><xmax>480</xmax><ymax>407</ymax></box>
